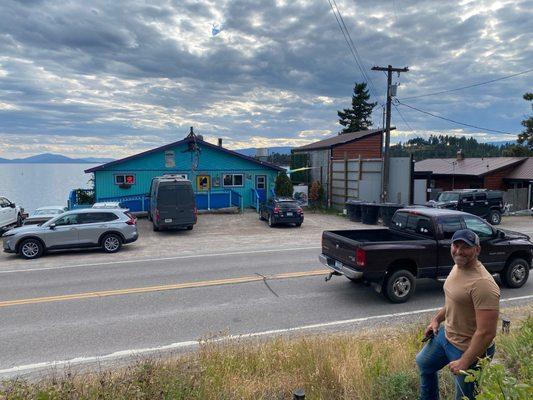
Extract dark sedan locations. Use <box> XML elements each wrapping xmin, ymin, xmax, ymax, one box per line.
<box><xmin>259</xmin><ymin>198</ymin><xmax>304</xmax><ymax>227</ymax></box>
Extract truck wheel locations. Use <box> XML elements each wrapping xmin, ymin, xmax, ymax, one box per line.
<box><xmin>501</xmin><ymin>258</ymin><xmax>529</xmax><ymax>288</ymax></box>
<box><xmin>101</xmin><ymin>233</ymin><xmax>122</xmax><ymax>253</ymax></box>
<box><xmin>187</xmin><ymin>225</ymin><xmax>193</xmax><ymax>230</ymax></box>
<box><xmin>384</xmin><ymin>270</ymin><xmax>415</xmax><ymax>303</ymax></box>
<box><xmin>19</xmin><ymin>238</ymin><xmax>44</xmax><ymax>259</ymax></box>
<box><xmin>488</xmin><ymin>210</ymin><xmax>501</xmax><ymax>225</ymax></box>
<box><xmin>153</xmin><ymin>224</ymin><xmax>160</xmax><ymax>232</ymax></box>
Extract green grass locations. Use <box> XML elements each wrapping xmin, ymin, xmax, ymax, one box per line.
<box><xmin>1</xmin><ymin>317</ymin><xmax>531</xmax><ymax>399</ymax></box>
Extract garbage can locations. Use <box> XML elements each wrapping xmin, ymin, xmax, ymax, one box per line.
<box><xmin>380</xmin><ymin>203</ymin><xmax>405</xmax><ymax>226</ymax></box>
<box><xmin>345</xmin><ymin>200</ymin><xmax>363</xmax><ymax>222</ymax></box>
<box><xmin>361</xmin><ymin>202</ymin><xmax>380</xmax><ymax>225</ymax></box>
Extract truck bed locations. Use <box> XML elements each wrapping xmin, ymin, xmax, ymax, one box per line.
<box><xmin>325</xmin><ymin>228</ymin><xmax>417</xmax><ymax>243</ymax></box>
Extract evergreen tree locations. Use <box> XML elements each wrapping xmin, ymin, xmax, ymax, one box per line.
<box><xmin>517</xmin><ymin>92</ymin><xmax>533</xmax><ymax>150</ymax></box>
<box><xmin>337</xmin><ymin>82</ymin><xmax>377</xmax><ymax>134</ymax></box>
<box><xmin>274</xmin><ymin>171</ymin><xmax>293</xmax><ymax>198</ymax></box>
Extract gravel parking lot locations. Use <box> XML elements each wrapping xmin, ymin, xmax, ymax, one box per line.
<box><xmin>1</xmin><ymin>210</ymin><xmax>532</xmax><ymax>270</ymax></box>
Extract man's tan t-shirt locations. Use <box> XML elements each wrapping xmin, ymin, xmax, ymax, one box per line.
<box><xmin>443</xmin><ymin>261</ymin><xmax>500</xmax><ymax>351</ymax></box>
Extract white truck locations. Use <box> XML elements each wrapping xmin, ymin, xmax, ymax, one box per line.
<box><xmin>0</xmin><ymin>197</ymin><xmax>23</xmax><ymax>231</ymax></box>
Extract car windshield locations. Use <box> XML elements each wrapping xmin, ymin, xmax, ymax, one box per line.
<box><xmin>438</xmin><ymin>192</ymin><xmax>460</xmax><ymax>202</ymax></box>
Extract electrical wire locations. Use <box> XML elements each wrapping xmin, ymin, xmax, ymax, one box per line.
<box><xmin>394</xmin><ymin>99</ymin><xmax>517</xmax><ymax>136</ymax></box>
<box><xmin>400</xmin><ymin>68</ymin><xmax>533</xmax><ymax>100</ymax></box>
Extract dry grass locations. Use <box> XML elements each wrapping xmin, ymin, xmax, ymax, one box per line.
<box><xmin>1</xmin><ymin>305</ymin><xmax>531</xmax><ymax>400</ymax></box>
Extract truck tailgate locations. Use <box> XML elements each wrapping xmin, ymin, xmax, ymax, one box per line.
<box><xmin>322</xmin><ymin>230</ymin><xmax>368</xmax><ymax>268</ymax></box>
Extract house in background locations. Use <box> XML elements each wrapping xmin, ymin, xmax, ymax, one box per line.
<box><xmin>291</xmin><ymin>128</ymin><xmax>389</xmax><ymax>204</ymax></box>
<box><xmin>80</xmin><ymin>129</ymin><xmax>284</xmax><ymax>211</ymax></box>
<box><xmin>414</xmin><ymin>151</ymin><xmax>532</xmax><ymax>209</ymax></box>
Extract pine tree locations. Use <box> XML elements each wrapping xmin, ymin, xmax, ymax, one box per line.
<box><xmin>337</xmin><ymin>82</ymin><xmax>377</xmax><ymax>134</ymax></box>
<box><xmin>274</xmin><ymin>171</ymin><xmax>293</xmax><ymax>198</ymax></box>
<box><xmin>517</xmin><ymin>92</ymin><xmax>533</xmax><ymax>150</ymax></box>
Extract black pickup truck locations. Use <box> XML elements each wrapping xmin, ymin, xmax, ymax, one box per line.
<box><xmin>320</xmin><ymin>208</ymin><xmax>532</xmax><ymax>303</ymax></box>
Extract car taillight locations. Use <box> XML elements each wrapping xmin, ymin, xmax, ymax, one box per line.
<box><xmin>297</xmin><ymin>207</ymin><xmax>303</xmax><ymax>214</ymax></box>
<box><xmin>155</xmin><ymin>209</ymin><xmax>160</xmax><ymax>222</ymax></box>
<box><xmin>125</xmin><ymin>212</ymin><xmax>136</xmax><ymax>225</ymax></box>
<box><xmin>356</xmin><ymin>248</ymin><xmax>366</xmax><ymax>267</ymax></box>
<box><xmin>274</xmin><ymin>207</ymin><xmax>281</xmax><ymax>213</ymax></box>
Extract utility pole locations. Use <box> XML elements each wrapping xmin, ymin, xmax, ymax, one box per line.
<box><xmin>371</xmin><ymin>65</ymin><xmax>408</xmax><ymax>202</ymax></box>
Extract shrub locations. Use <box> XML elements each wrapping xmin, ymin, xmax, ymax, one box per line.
<box><xmin>274</xmin><ymin>171</ymin><xmax>293</xmax><ymax>198</ymax></box>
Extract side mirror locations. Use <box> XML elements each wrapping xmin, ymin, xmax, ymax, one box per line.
<box><xmin>495</xmin><ymin>229</ymin><xmax>505</xmax><ymax>239</ymax></box>
<box><xmin>10</xmin><ymin>203</ymin><xmax>15</xmax><ymax>208</ymax></box>
<box><xmin>49</xmin><ymin>223</ymin><xmax>56</xmax><ymax>230</ymax></box>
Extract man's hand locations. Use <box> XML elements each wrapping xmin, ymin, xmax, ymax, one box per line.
<box><xmin>424</xmin><ymin>318</ymin><xmax>440</xmax><ymax>337</ymax></box>
<box><xmin>449</xmin><ymin>358</ymin><xmax>470</xmax><ymax>375</ymax></box>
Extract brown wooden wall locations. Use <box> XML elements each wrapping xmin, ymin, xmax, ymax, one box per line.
<box><xmin>483</xmin><ymin>166</ymin><xmax>517</xmax><ymax>190</ymax></box>
<box><xmin>331</xmin><ymin>133</ymin><xmax>382</xmax><ymax>159</ymax></box>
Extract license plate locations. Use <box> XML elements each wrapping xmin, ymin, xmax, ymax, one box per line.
<box><xmin>334</xmin><ymin>260</ymin><xmax>343</xmax><ymax>270</ymax></box>
<box><xmin>164</xmin><ymin>218</ymin><xmax>172</xmax><ymax>223</ymax></box>
<box><xmin>286</xmin><ymin>212</ymin><xmax>293</xmax><ymax>216</ymax></box>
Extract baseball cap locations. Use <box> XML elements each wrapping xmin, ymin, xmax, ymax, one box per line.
<box><xmin>451</xmin><ymin>229</ymin><xmax>480</xmax><ymax>247</ymax></box>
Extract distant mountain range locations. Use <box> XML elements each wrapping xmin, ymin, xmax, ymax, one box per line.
<box><xmin>0</xmin><ymin>153</ymin><xmax>115</xmax><ymax>164</ymax></box>
<box><xmin>234</xmin><ymin>146</ymin><xmax>292</xmax><ymax>156</ymax></box>
<box><xmin>0</xmin><ymin>147</ymin><xmax>293</xmax><ymax>164</ymax></box>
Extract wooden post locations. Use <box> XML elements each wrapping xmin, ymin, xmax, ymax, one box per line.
<box><xmin>344</xmin><ymin>152</ymin><xmax>348</xmax><ymax>204</ymax></box>
<box><xmin>328</xmin><ymin>156</ymin><xmax>333</xmax><ymax>209</ymax></box>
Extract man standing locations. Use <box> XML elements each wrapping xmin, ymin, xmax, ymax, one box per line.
<box><xmin>416</xmin><ymin>229</ymin><xmax>500</xmax><ymax>400</ymax></box>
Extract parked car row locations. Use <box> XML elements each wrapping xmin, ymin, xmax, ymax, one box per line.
<box><xmin>2</xmin><ymin>208</ymin><xmax>138</xmax><ymax>259</ymax></box>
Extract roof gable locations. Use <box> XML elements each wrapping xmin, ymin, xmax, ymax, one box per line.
<box><xmin>85</xmin><ymin>137</ymin><xmax>284</xmax><ymax>173</ymax></box>
<box><xmin>292</xmin><ymin>128</ymin><xmax>389</xmax><ymax>151</ymax></box>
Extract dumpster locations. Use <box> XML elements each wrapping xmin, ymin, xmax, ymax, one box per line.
<box><xmin>361</xmin><ymin>202</ymin><xmax>380</xmax><ymax>224</ymax></box>
<box><xmin>380</xmin><ymin>203</ymin><xmax>405</xmax><ymax>226</ymax></box>
<box><xmin>345</xmin><ymin>200</ymin><xmax>364</xmax><ymax>222</ymax></box>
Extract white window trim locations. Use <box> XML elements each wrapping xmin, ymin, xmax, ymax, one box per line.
<box><xmin>223</xmin><ymin>173</ymin><xmax>244</xmax><ymax>187</ymax></box>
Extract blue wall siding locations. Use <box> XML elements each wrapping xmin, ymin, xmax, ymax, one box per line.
<box><xmin>92</xmin><ymin>142</ymin><xmax>280</xmax><ymax>208</ymax></box>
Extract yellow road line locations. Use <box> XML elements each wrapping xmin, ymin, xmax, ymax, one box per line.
<box><xmin>0</xmin><ymin>269</ymin><xmax>329</xmax><ymax>308</ymax></box>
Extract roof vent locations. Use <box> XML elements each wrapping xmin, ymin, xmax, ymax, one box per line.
<box><xmin>256</xmin><ymin>148</ymin><xmax>268</xmax><ymax>161</ymax></box>
<box><xmin>456</xmin><ymin>149</ymin><xmax>464</xmax><ymax>161</ymax></box>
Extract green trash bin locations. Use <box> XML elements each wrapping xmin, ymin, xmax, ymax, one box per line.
<box><xmin>361</xmin><ymin>203</ymin><xmax>380</xmax><ymax>225</ymax></box>
<box><xmin>380</xmin><ymin>203</ymin><xmax>405</xmax><ymax>226</ymax></box>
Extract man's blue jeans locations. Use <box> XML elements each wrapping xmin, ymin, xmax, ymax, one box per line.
<box><xmin>416</xmin><ymin>328</ymin><xmax>495</xmax><ymax>400</ymax></box>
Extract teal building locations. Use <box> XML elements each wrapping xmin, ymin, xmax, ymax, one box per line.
<box><xmin>83</xmin><ymin>131</ymin><xmax>283</xmax><ymax>211</ymax></box>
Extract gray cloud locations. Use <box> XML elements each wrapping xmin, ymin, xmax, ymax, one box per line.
<box><xmin>0</xmin><ymin>0</ymin><xmax>531</xmax><ymax>158</ymax></box>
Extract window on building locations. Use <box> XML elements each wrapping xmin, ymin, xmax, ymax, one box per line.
<box><xmin>165</xmin><ymin>151</ymin><xmax>175</xmax><ymax>168</ymax></box>
<box><xmin>114</xmin><ymin>174</ymin><xmax>136</xmax><ymax>185</ymax></box>
<box><xmin>223</xmin><ymin>173</ymin><xmax>244</xmax><ymax>187</ymax></box>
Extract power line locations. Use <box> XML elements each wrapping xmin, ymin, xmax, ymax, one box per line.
<box><xmin>326</xmin><ymin>0</ymin><xmax>383</xmax><ymax>106</ymax></box>
<box><xmin>394</xmin><ymin>99</ymin><xmax>518</xmax><ymax>136</ymax></box>
<box><xmin>400</xmin><ymin>68</ymin><xmax>533</xmax><ymax>100</ymax></box>
<box><xmin>331</xmin><ymin>0</ymin><xmax>380</xmax><ymax>99</ymax></box>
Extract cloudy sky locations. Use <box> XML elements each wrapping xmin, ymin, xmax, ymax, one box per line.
<box><xmin>0</xmin><ymin>0</ymin><xmax>531</xmax><ymax>159</ymax></box>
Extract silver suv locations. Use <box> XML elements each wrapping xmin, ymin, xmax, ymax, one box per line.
<box><xmin>2</xmin><ymin>208</ymin><xmax>138</xmax><ymax>259</ymax></box>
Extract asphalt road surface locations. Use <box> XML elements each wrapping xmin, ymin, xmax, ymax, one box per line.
<box><xmin>1</xmin><ymin>213</ymin><xmax>532</xmax><ymax>378</ymax></box>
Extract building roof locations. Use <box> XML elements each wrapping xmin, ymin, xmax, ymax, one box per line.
<box><xmin>504</xmin><ymin>157</ymin><xmax>533</xmax><ymax>181</ymax></box>
<box><xmin>292</xmin><ymin>128</ymin><xmax>389</xmax><ymax>152</ymax></box>
<box><xmin>414</xmin><ymin>157</ymin><xmax>527</xmax><ymax>177</ymax></box>
<box><xmin>85</xmin><ymin>136</ymin><xmax>285</xmax><ymax>173</ymax></box>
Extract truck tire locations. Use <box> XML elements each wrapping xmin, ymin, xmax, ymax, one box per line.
<box><xmin>500</xmin><ymin>258</ymin><xmax>529</xmax><ymax>288</ymax></box>
<box><xmin>488</xmin><ymin>210</ymin><xmax>501</xmax><ymax>225</ymax></box>
<box><xmin>187</xmin><ymin>225</ymin><xmax>193</xmax><ymax>230</ymax></box>
<box><xmin>383</xmin><ymin>269</ymin><xmax>415</xmax><ymax>303</ymax></box>
<box><xmin>19</xmin><ymin>238</ymin><xmax>44</xmax><ymax>259</ymax></box>
<box><xmin>153</xmin><ymin>224</ymin><xmax>160</xmax><ymax>232</ymax></box>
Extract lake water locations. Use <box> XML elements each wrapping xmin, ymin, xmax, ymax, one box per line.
<box><xmin>0</xmin><ymin>164</ymin><xmax>98</xmax><ymax>213</ymax></box>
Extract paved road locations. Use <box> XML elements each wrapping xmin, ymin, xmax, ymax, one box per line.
<box><xmin>1</xmin><ymin>214</ymin><xmax>532</xmax><ymax>377</ymax></box>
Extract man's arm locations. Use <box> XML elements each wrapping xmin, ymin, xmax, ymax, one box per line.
<box><xmin>449</xmin><ymin>309</ymin><xmax>498</xmax><ymax>374</ymax></box>
<box><xmin>425</xmin><ymin>307</ymin><xmax>446</xmax><ymax>336</ymax></box>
